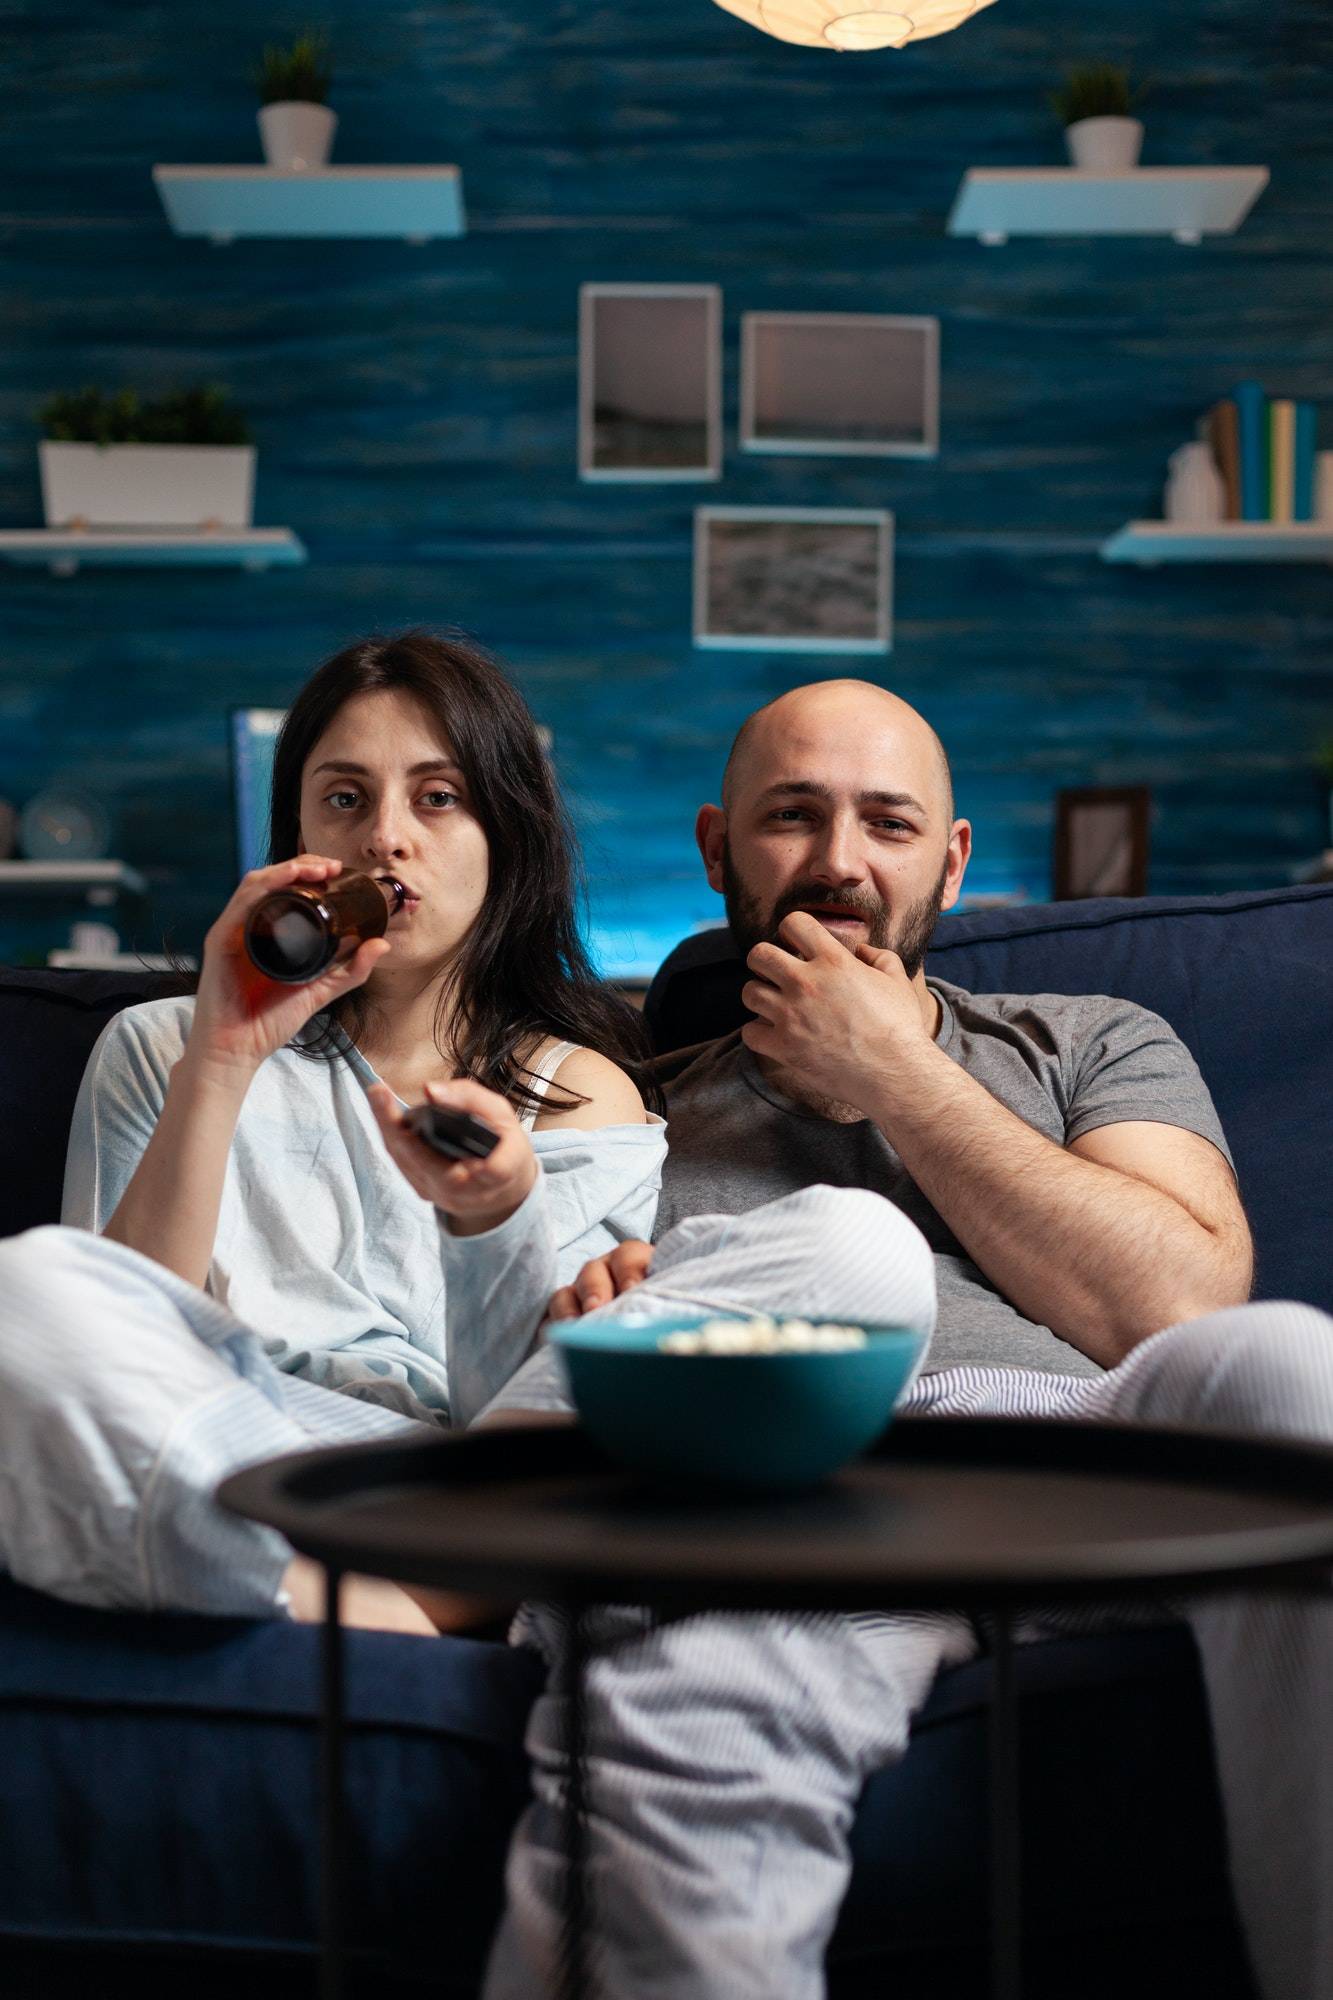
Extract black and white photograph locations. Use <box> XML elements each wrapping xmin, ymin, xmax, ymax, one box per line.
<box><xmin>694</xmin><ymin>506</ymin><xmax>893</xmax><ymax>650</ymax></box>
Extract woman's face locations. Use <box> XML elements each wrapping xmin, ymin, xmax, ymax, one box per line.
<box><xmin>297</xmin><ymin>687</ymin><xmax>490</xmax><ymax>977</ymax></box>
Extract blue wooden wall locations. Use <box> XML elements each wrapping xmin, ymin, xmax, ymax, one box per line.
<box><xmin>2</xmin><ymin>0</ymin><xmax>1330</xmax><ymax>974</ymax></box>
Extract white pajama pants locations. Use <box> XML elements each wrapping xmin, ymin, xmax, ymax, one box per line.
<box><xmin>0</xmin><ymin>1197</ymin><xmax>1330</xmax><ymax>2000</ymax></box>
<box><xmin>478</xmin><ymin>1188</ymin><xmax>1333</xmax><ymax>2000</ymax></box>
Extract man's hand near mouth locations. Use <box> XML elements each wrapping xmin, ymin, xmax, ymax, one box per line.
<box><xmin>740</xmin><ymin>909</ymin><xmax>936</xmax><ymax>1111</ymax></box>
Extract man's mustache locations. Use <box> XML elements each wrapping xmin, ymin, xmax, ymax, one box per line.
<box><xmin>769</xmin><ymin>885</ymin><xmax>889</xmax><ymax>934</ymax></box>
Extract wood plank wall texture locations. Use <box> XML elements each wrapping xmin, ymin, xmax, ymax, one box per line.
<box><xmin>1</xmin><ymin>0</ymin><xmax>1330</xmax><ymax>971</ymax></box>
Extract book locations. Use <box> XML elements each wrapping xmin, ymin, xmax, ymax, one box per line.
<box><xmin>1293</xmin><ymin>401</ymin><xmax>1318</xmax><ymax>521</ymax></box>
<box><xmin>1269</xmin><ymin>399</ymin><xmax>1296</xmax><ymax>523</ymax></box>
<box><xmin>1205</xmin><ymin>400</ymin><xmax>1242</xmax><ymax>519</ymax></box>
<box><xmin>1232</xmin><ymin>381</ymin><xmax>1268</xmax><ymax>521</ymax></box>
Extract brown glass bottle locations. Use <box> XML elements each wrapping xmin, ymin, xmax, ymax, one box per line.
<box><xmin>243</xmin><ymin>873</ymin><xmax>405</xmax><ymax>984</ymax></box>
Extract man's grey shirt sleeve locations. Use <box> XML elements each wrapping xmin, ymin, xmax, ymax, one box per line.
<box><xmin>1063</xmin><ymin>995</ymin><xmax>1234</xmax><ymax>1168</ymax></box>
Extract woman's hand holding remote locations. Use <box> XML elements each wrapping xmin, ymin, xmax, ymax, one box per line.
<box><xmin>368</xmin><ymin>1077</ymin><xmax>538</xmax><ymax>1236</ymax></box>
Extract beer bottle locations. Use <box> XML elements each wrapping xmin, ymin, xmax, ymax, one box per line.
<box><xmin>243</xmin><ymin>873</ymin><xmax>406</xmax><ymax>984</ymax></box>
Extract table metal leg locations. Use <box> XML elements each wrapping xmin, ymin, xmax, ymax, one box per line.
<box><xmin>558</xmin><ymin>1602</ymin><xmax>591</xmax><ymax>2000</ymax></box>
<box><xmin>320</xmin><ymin>1564</ymin><xmax>347</xmax><ymax>2000</ymax></box>
<box><xmin>987</xmin><ymin>1611</ymin><xmax>1021</xmax><ymax>2000</ymax></box>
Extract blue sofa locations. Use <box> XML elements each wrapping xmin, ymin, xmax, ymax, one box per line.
<box><xmin>3</xmin><ymin>883</ymin><xmax>1330</xmax><ymax>1998</ymax></box>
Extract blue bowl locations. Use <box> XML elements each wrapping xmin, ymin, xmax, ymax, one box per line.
<box><xmin>548</xmin><ymin>1312</ymin><xmax>927</xmax><ymax>1492</ymax></box>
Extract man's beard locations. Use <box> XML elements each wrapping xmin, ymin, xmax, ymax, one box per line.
<box><xmin>721</xmin><ymin>841</ymin><xmax>950</xmax><ymax>981</ymax></box>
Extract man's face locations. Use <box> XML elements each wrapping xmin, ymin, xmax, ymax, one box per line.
<box><xmin>704</xmin><ymin>692</ymin><xmax>969</xmax><ymax>980</ymax></box>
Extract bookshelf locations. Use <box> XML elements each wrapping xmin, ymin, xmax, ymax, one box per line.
<box><xmin>1101</xmin><ymin>522</ymin><xmax>1333</xmax><ymax>565</ymax></box>
<box><xmin>0</xmin><ymin>861</ymin><xmax>146</xmax><ymax>899</ymax></box>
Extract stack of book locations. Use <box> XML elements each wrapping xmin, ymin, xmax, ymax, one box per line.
<box><xmin>1202</xmin><ymin>386</ymin><xmax>1320</xmax><ymax>522</ymax></box>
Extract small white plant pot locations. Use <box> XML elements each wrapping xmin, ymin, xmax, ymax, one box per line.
<box><xmin>258</xmin><ymin>101</ymin><xmax>337</xmax><ymax>172</ymax></box>
<box><xmin>39</xmin><ymin>442</ymin><xmax>257</xmax><ymax>530</ymax></box>
<box><xmin>1065</xmin><ymin>116</ymin><xmax>1144</xmax><ymax>172</ymax></box>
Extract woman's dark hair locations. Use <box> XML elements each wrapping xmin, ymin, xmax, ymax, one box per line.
<box><xmin>269</xmin><ymin>629</ymin><xmax>660</xmax><ymax>1115</ymax></box>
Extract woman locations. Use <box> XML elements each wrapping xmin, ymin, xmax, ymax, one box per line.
<box><xmin>0</xmin><ymin>629</ymin><xmax>665</xmax><ymax>1632</ymax></box>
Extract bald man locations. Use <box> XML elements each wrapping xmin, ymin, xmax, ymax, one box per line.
<box><xmin>467</xmin><ymin>682</ymin><xmax>1333</xmax><ymax>2000</ymax></box>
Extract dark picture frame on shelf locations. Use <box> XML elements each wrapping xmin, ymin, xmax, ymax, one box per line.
<box><xmin>1052</xmin><ymin>786</ymin><xmax>1151</xmax><ymax>899</ymax></box>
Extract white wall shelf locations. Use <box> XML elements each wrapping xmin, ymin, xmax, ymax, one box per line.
<box><xmin>948</xmin><ymin>167</ymin><xmax>1269</xmax><ymax>245</ymax></box>
<box><xmin>47</xmin><ymin>949</ymin><xmax>191</xmax><ymax>970</ymax></box>
<box><xmin>1101</xmin><ymin>522</ymin><xmax>1333</xmax><ymax>565</ymax></box>
<box><xmin>0</xmin><ymin>861</ymin><xmax>147</xmax><ymax>899</ymax></box>
<box><xmin>154</xmin><ymin>166</ymin><xmax>465</xmax><ymax>243</ymax></box>
<box><xmin>0</xmin><ymin>529</ymin><xmax>307</xmax><ymax>576</ymax></box>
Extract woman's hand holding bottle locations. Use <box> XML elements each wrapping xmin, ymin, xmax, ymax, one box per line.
<box><xmin>186</xmin><ymin>857</ymin><xmax>389</xmax><ymax>1084</ymax></box>
<box><xmin>368</xmin><ymin>1078</ymin><xmax>538</xmax><ymax>1236</ymax></box>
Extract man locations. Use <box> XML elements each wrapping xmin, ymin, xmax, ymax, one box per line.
<box><xmin>563</xmin><ymin>678</ymin><xmax>1252</xmax><ymax>1364</ymax></box>
<box><xmin>467</xmin><ymin>681</ymin><xmax>1333</xmax><ymax>2000</ymax></box>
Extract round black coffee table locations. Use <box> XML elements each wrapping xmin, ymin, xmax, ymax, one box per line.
<box><xmin>220</xmin><ymin>1414</ymin><xmax>1333</xmax><ymax>2000</ymax></box>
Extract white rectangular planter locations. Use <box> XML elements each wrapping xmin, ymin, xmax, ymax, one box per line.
<box><xmin>39</xmin><ymin>442</ymin><xmax>256</xmax><ymax>529</ymax></box>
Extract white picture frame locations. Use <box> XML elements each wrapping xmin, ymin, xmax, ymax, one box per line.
<box><xmin>693</xmin><ymin>507</ymin><xmax>894</xmax><ymax>653</ymax></box>
<box><xmin>740</xmin><ymin>312</ymin><xmax>939</xmax><ymax>458</ymax></box>
<box><xmin>579</xmin><ymin>283</ymin><xmax>722</xmax><ymax>481</ymax></box>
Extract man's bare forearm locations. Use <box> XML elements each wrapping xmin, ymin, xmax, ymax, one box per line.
<box><xmin>102</xmin><ymin>1054</ymin><xmax>252</xmax><ymax>1289</ymax></box>
<box><xmin>860</xmin><ymin>1038</ymin><xmax>1246</xmax><ymax>1366</ymax></box>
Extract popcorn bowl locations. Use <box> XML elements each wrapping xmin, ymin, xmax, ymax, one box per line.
<box><xmin>548</xmin><ymin>1311</ymin><xmax>928</xmax><ymax>1492</ymax></box>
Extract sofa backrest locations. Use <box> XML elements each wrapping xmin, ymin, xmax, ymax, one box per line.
<box><xmin>0</xmin><ymin>967</ymin><xmax>184</xmax><ymax>1241</ymax></box>
<box><xmin>644</xmin><ymin>886</ymin><xmax>1333</xmax><ymax>1316</ymax></box>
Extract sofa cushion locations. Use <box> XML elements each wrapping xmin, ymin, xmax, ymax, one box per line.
<box><xmin>0</xmin><ymin>1573</ymin><xmax>1250</xmax><ymax>1997</ymax></box>
<box><xmin>0</xmin><ymin>967</ymin><xmax>182</xmax><ymax>1241</ymax></box>
<box><xmin>644</xmin><ymin>886</ymin><xmax>1333</xmax><ymax>1313</ymax></box>
<box><xmin>0</xmin><ymin>1575</ymin><xmax>542</xmax><ymax>1992</ymax></box>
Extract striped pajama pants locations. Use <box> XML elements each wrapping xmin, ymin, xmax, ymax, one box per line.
<box><xmin>0</xmin><ymin>1196</ymin><xmax>1330</xmax><ymax>2000</ymax></box>
<box><xmin>480</xmin><ymin>1187</ymin><xmax>1333</xmax><ymax>2000</ymax></box>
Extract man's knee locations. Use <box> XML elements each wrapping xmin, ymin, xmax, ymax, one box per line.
<box><xmin>665</xmin><ymin>1185</ymin><xmax>937</xmax><ymax>1338</ymax></box>
<box><xmin>1123</xmin><ymin>1300</ymin><xmax>1333</xmax><ymax>1443</ymax></box>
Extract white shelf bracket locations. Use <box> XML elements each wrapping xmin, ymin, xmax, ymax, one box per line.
<box><xmin>979</xmin><ymin>229</ymin><xmax>1008</xmax><ymax>247</ymax></box>
<box><xmin>1172</xmin><ymin>226</ymin><xmax>1202</xmax><ymax>246</ymax></box>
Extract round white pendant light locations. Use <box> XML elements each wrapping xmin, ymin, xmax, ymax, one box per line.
<box><xmin>713</xmin><ymin>0</ymin><xmax>996</xmax><ymax>51</ymax></box>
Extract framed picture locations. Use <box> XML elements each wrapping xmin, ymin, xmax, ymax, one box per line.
<box><xmin>578</xmin><ymin>283</ymin><xmax>722</xmax><ymax>481</ymax></box>
<box><xmin>740</xmin><ymin>312</ymin><xmax>939</xmax><ymax>458</ymax></box>
<box><xmin>1052</xmin><ymin>787</ymin><xmax>1151</xmax><ymax>900</ymax></box>
<box><xmin>694</xmin><ymin>507</ymin><xmax>893</xmax><ymax>653</ymax></box>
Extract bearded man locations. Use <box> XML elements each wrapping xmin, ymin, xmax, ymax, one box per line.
<box><xmin>456</xmin><ymin>680</ymin><xmax>1333</xmax><ymax>2000</ymax></box>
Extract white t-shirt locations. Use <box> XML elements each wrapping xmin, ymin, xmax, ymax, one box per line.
<box><xmin>62</xmin><ymin>997</ymin><xmax>666</xmax><ymax>1424</ymax></box>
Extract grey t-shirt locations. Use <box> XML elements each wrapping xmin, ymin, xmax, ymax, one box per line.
<box><xmin>652</xmin><ymin>978</ymin><xmax>1235</xmax><ymax>1380</ymax></box>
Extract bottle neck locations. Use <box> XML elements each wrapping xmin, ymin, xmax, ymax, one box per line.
<box><xmin>373</xmin><ymin>875</ymin><xmax>407</xmax><ymax>914</ymax></box>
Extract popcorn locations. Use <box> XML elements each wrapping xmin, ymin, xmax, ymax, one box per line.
<box><xmin>657</xmin><ymin>1315</ymin><xmax>868</xmax><ymax>1356</ymax></box>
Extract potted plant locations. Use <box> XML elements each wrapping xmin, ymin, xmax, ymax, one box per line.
<box><xmin>256</xmin><ymin>30</ymin><xmax>334</xmax><ymax>172</ymax></box>
<box><xmin>1050</xmin><ymin>63</ymin><xmax>1145</xmax><ymax>173</ymax></box>
<box><xmin>38</xmin><ymin>387</ymin><xmax>255</xmax><ymax>531</ymax></box>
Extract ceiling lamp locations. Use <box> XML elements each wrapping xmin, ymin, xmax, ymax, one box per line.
<box><xmin>712</xmin><ymin>0</ymin><xmax>996</xmax><ymax>52</ymax></box>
